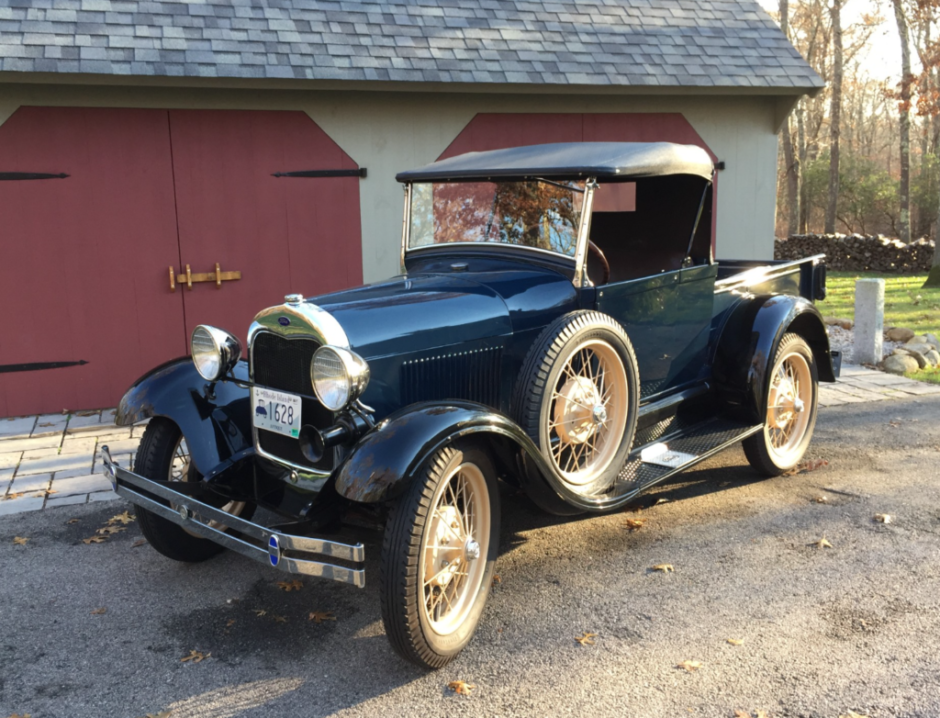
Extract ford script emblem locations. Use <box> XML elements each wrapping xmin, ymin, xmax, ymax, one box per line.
<box><xmin>278</xmin><ymin>317</ymin><xmax>290</xmax><ymax>326</ymax></box>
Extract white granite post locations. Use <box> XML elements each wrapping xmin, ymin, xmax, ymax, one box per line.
<box><xmin>853</xmin><ymin>278</ymin><xmax>884</xmax><ymax>365</ymax></box>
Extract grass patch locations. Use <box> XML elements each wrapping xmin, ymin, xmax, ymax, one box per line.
<box><xmin>817</xmin><ymin>272</ymin><xmax>940</xmax><ymax>334</ymax></box>
<box><xmin>906</xmin><ymin>365</ymin><xmax>940</xmax><ymax>385</ymax></box>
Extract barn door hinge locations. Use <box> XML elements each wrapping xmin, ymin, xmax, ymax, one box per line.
<box><xmin>0</xmin><ymin>172</ymin><xmax>69</xmax><ymax>181</ymax></box>
<box><xmin>271</xmin><ymin>168</ymin><xmax>367</xmax><ymax>179</ymax></box>
<box><xmin>0</xmin><ymin>359</ymin><xmax>88</xmax><ymax>374</ymax></box>
<box><xmin>169</xmin><ymin>264</ymin><xmax>242</xmax><ymax>292</ymax></box>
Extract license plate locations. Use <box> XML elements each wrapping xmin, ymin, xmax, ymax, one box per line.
<box><xmin>252</xmin><ymin>387</ymin><xmax>302</xmax><ymax>438</ymax></box>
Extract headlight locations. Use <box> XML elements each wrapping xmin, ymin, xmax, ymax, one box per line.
<box><xmin>191</xmin><ymin>325</ymin><xmax>242</xmax><ymax>381</ymax></box>
<box><xmin>311</xmin><ymin>345</ymin><xmax>370</xmax><ymax>411</ymax></box>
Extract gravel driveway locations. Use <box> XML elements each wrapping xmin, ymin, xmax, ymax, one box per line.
<box><xmin>2</xmin><ymin>394</ymin><xmax>939</xmax><ymax>718</ymax></box>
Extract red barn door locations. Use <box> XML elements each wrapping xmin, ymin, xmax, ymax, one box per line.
<box><xmin>0</xmin><ymin>108</ymin><xmax>185</xmax><ymax>418</ymax></box>
<box><xmin>167</xmin><ymin>110</ymin><xmax>363</xmax><ymax>344</ymax></box>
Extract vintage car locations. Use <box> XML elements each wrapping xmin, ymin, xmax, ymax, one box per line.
<box><xmin>101</xmin><ymin>142</ymin><xmax>841</xmax><ymax>669</ymax></box>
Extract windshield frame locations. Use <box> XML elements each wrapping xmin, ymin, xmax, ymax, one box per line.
<box><xmin>400</xmin><ymin>178</ymin><xmax>597</xmax><ymax>287</ymax></box>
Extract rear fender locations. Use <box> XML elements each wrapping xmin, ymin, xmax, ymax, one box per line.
<box><xmin>116</xmin><ymin>357</ymin><xmax>254</xmax><ymax>479</ymax></box>
<box><xmin>333</xmin><ymin>401</ymin><xmax>574</xmax><ymax>514</ymax></box>
<box><xmin>713</xmin><ymin>295</ymin><xmax>836</xmax><ymax>422</ymax></box>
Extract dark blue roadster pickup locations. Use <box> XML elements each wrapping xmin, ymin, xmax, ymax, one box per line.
<box><xmin>101</xmin><ymin>142</ymin><xmax>840</xmax><ymax>668</ymax></box>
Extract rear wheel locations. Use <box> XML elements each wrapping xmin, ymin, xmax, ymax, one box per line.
<box><xmin>134</xmin><ymin>418</ymin><xmax>254</xmax><ymax>563</ymax></box>
<box><xmin>380</xmin><ymin>441</ymin><xmax>499</xmax><ymax>669</ymax></box>
<box><xmin>743</xmin><ymin>333</ymin><xmax>819</xmax><ymax>476</ymax></box>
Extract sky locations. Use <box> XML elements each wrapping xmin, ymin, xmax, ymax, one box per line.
<box><xmin>756</xmin><ymin>0</ymin><xmax>907</xmax><ymax>83</ymax></box>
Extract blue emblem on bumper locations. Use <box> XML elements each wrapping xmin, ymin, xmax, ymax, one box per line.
<box><xmin>268</xmin><ymin>535</ymin><xmax>281</xmax><ymax>567</ymax></box>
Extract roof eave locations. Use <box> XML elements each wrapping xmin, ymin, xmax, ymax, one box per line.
<box><xmin>0</xmin><ymin>70</ymin><xmax>825</xmax><ymax>98</ymax></box>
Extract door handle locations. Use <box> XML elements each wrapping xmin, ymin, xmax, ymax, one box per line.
<box><xmin>169</xmin><ymin>263</ymin><xmax>242</xmax><ymax>292</ymax></box>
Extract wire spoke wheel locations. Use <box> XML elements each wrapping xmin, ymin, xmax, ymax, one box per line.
<box><xmin>743</xmin><ymin>333</ymin><xmax>819</xmax><ymax>477</ymax></box>
<box><xmin>420</xmin><ymin>460</ymin><xmax>491</xmax><ymax>636</ymax></box>
<box><xmin>544</xmin><ymin>339</ymin><xmax>629</xmax><ymax>487</ymax></box>
<box><xmin>168</xmin><ymin>435</ymin><xmax>246</xmax><ymax>535</ymax></box>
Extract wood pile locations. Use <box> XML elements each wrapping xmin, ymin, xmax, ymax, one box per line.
<box><xmin>774</xmin><ymin>234</ymin><xmax>935</xmax><ymax>272</ymax></box>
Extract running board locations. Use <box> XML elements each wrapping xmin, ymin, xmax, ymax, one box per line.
<box><xmin>604</xmin><ymin>418</ymin><xmax>763</xmax><ymax>502</ymax></box>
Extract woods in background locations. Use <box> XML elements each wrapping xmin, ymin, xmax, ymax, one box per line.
<box><xmin>774</xmin><ymin>0</ymin><xmax>940</xmax><ymax>285</ymax></box>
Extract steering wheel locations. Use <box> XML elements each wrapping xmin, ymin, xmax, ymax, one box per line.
<box><xmin>587</xmin><ymin>240</ymin><xmax>610</xmax><ymax>285</ymax></box>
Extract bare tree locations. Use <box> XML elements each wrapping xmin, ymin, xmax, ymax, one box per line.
<box><xmin>894</xmin><ymin>0</ymin><xmax>913</xmax><ymax>243</ymax></box>
<box><xmin>825</xmin><ymin>0</ymin><xmax>843</xmax><ymax>233</ymax></box>
<box><xmin>781</xmin><ymin>0</ymin><xmax>802</xmax><ymax>237</ymax></box>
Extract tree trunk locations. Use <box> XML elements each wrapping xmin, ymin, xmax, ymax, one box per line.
<box><xmin>894</xmin><ymin>0</ymin><xmax>913</xmax><ymax>244</ymax></box>
<box><xmin>825</xmin><ymin>0</ymin><xmax>843</xmax><ymax>234</ymax></box>
<box><xmin>798</xmin><ymin>100</ymin><xmax>808</xmax><ymax>233</ymax></box>
<box><xmin>780</xmin><ymin>0</ymin><xmax>800</xmax><ymax>237</ymax></box>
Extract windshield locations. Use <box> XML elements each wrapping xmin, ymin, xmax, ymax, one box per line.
<box><xmin>408</xmin><ymin>180</ymin><xmax>586</xmax><ymax>258</ymax></box>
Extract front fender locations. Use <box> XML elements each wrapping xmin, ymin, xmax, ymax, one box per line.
<box><xmin>333</xmin><ymin>401</ymin><xmax>574</xmax><ymax>514</ymax></box>
<box><xmin>713</xmin><ymin>295</ymin><xmax>836</xmax><ymax>422</ymax></box>
<box><xmin>116</xmin><ymin>357</ymin><xmax>254</xmax><ymax>479</ymax></box>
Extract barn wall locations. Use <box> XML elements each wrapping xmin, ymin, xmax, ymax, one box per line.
<box><xmin>0</xmin><ymin>84</ymin><xmax>780</xmax><ymax>283</ymax></box>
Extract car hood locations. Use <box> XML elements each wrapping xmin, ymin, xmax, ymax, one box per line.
<box><xmin>313</xmin><ymin>274</ymin><xmax>512</xmax><ymax>359</ymax></box>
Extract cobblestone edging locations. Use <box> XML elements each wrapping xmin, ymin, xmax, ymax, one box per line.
<box><xmin>0</xmin><ymin>409</ymin><xmax>146</xmax><ymax>517</ymax></box>
<box><xmin>2</xmin><ymin>367</ymin><xmax>939</xmax><ymax>518</ymax></box>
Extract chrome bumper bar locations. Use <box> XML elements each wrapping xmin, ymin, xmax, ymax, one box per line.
<box><xmin>99</xmin><ymin>446</ymin><xmax>365</xmax><ymax>588</ymax></box>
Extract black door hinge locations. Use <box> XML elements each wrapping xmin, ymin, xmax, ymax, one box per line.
<box><xmin>0</xmin><ymin>172</ymin><xmax>69</xmax><ymax>181</ymax></box>
<box><xmin>272</xmin><ymin>168</ymin><xmax>367</xmax><ymax>179</ymax></box>
<box><xmin>0</xmin><ymin>360</ymin><xmax>88</xmax><ymax>374</ymax></box>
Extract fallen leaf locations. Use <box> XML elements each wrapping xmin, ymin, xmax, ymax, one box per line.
<box><xmin>44</xmin><ymin>490</ymin><xmax>57</xmax><ymax>496</ymax></box>
<box><xmin>801</xmin><ymin>459</ymin><xmax>829</xmax><ymax>472</ymax></box>
<box><xmin>6</xmin><ymin>714</ymin><xmax>32</xmax><ymax>718</ymax></box>
<box><xmin>651</xmin><ymin>563</ymin><xmax>674</xmax><ymax>573</ymax></box>
<box><xmin>308</xmin><ymin>611</ymin><xmax>336</xmax><ymax>624</ymax></box>
<box><xmin>726</xmin><ymin>638</ymin><xmax>744</xmax><ymax>646</ymax></box>
<box><xmin>67</xmin><ymin>518</ymin><xmax>80</xmax><ymax>524</ymax></box>
<box><xmin>140</xmin><ymin>712</ymin><xmax>172</xmax><ymax>718</ymax></box>
<box><xmin>108</xmin><ymin>511</ymin><xmax>136</xmax><ymax>525</ymax></box>
<box><xmin>812</xmin><ymin>495</ymin><xmax>829</xmax><ymax>504</ymax></box>
<box><xmin>253</xmin><ymin>609</ymin><xmax>267</xmax><ymax>617</ymax></box>
<box><xmin>653</xmin><ymin>497</ymin><xmax>670</xmax><ymax>506</ymax></box>
<box><xmin>37</xmin><ymin>422</ymin><xmax>56</xmax><ymax>427</ymax></box>
<box><xmin>132</xmin><ymin>539</ymin><xmax>147</xmax><ymax>548</ymax></box>
<box><xmin>623</xmin><ymin>518</ymin><xmax>646</xmax><ymax>531</ymax></box>
<box><xmin>91</xmin><ymin>607</ymin><xmax>107</xmax><ymax>615</ymax></box>
<box><xmin>276</xmin><ymin>579</ymin><xmax>303</xmax><ymax>592</ymax></box>
<box><xmin>756</xmin><ymin>711</ymin><xmax>769</xmax><ymax>718</ymax></box>
<box><xmin>447</xmin><ymin>680</ymin><xmax>475</xmax><ymax>696</ymax></box>
<box><xmin>180</xmin><ymin>650</ymin><xmax>210</xmax><ymax>663</ymax></box>
<box><xmin>96</xmin><ymin>525</ymin><xmax>126</xmax><ymax>536</ymax></box>
<box><xmin>492</xmin><ymin>574</ymin><xmax>501</xmax><ymax>585</ymax></box>
<box><xmin>840</xmin><ymin>712</ymin><xmax>871</xmax><ymax>718</ymax></box>
<box><xmin>226</xmin><ymin>619</ymin><xmax>236</xmax><ymax>627</ymax></box>
<box><xmin>676</xmin><ymin>660</ymin><xmax>702</xmax><ymax>672</ymax></box>
<box><xmin>12</xmin><ymin>536</ymin><xmax>28</xmax><ymax>546</ymax></box>
<box><xmin>76</xmin><ymin>410</ymin><xmax>97</xmax><ymax>417</ymax></box>
<box><xmin>874</xmin><ymin>514</ymin><xmax>892</xmax><ymax>524</ymax></box>
<box><xmin>5</xmin><ymin>492</ymin><xmax>24</xmax><ymax>500</ymax></box>
<box><xmin>814</xmin><ymin>538</ymin><xmax>833</xmax><ymax>549</ymax></box>
<box><xmin>272</xmin><ymin>615</ymin><xmax>288</xmax><ymax>624</ymax></box>
<box><xmin>82</xmin><ymin>536</ymin><xmax>107</xmax><ymax>544</ymax></box>
<box><xmin>574</xmin><ymin>631</ymin><xmax>597</xmax><ymax>645</ymax></box>
<box><xmin>734</xmin><ymin>712</ymin><xmax>752</xmax><ymax>718</ymax></box>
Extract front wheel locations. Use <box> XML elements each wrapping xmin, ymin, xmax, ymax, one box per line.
<box><xmin>742</xmin><ymin>333</ymin><xmax>819</xmax><ymax>476</ymax></box>
<box><xmin>134</xmin><ymin>418</ymin><xmax>255</xmax><ymax>563</ymax></box>
<box><xmin>380</xmin><ymin>441</ymin><xmax>500</xmax><ymax>669</ymax></box>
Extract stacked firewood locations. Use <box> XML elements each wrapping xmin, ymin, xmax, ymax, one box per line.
<box><xmin>774</xmin><ymin>234</ymin><xmax>935</xmax><ymax>272</ymax></box>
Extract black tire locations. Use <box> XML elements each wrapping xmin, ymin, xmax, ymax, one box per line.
<box><xmin>512</xmin><ymin>311</ymin><xmax>640</xmax><ymax>497</ymax></box>
<box><xmin>134</xmin><ymin>418</ymin><xmax>255</xmax><ymax>563</ymax></box>
<box><xmin>380</xmin><ymin>441</ymin><xmax>500</xmax><ymax>669</ymax></box>
<box><xmin>742</xmin><ymin>333</ymin><xmax>819</xmax><ymax>477</ymax></box>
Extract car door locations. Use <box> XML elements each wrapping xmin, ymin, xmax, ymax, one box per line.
<box><xmin>596</xmin><ymin>263</ymin><xmax>716</xmax><ymax>401</ymax></box>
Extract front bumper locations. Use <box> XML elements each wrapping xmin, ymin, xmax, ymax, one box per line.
<box><xmin>99</xmin><ymin>446</ymin><xmax>365</xmax><ymax>588</ymax></box>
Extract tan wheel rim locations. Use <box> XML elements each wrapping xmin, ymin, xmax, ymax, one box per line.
<box><xmin>169</xmin><ymin>436</ymin><xmax>246</xmax><ymax>536</ymax></box>
<box><xmin>544</xmin><ymin>338</ymin><xmax>628</xmax><ymax>487</ymax></box>
<box><xmin>420</xmin><ymin>458</ymin><xmax>491</xmax><ymax>636</ymax></box>
<box><xmin>765</xmin><ymin>352</ymin><xmax>813</xmax><ymax>462</ymax></box>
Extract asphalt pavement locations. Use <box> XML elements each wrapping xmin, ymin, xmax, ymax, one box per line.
<box><xmin>2</xmin><ymin>394</ymin><xmax>939</xmax><ymax>718</ymax></box>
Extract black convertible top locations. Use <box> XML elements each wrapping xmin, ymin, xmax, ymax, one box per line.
<box><xmin>396</xmin><ymin>142</ymin><xmax>715</xmax><ymax>183</ymax></box>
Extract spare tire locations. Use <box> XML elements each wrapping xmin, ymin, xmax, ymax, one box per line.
<box><xmin>512</xmin><ymin>311</ymin><xmax>640</xmax><ymax>497</ymax></box>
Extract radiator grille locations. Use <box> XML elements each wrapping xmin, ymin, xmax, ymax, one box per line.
<box><xmin>251</xmin><ymin>332</ymin><xmax>334</xmax><ymax>472</ymax></box>
<box><xmin>401</xmin><ymin>347</ymin><xmax>501</xmax><ymax>407</ymax></box>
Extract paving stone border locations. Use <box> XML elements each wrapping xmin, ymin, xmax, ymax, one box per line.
<box><xmin>2</xmin><ymin>367</ymin><xmax>938</xmax><ymax>517</ymax></box>
<box><xmin>0</xmin><ymin>409</ymin><xmax>147</xmax><ymax>517</ymax></box>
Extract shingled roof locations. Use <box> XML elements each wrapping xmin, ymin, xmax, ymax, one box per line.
<box><xmin>0</xmin><ymin>0</ymin><xmax>822</xmax><ymax>91</ymax></box>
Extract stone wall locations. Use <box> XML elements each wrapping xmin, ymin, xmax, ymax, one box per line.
<box><xmin>774</xmin><ymin>234</ymin><xmax>935</xmax><ymax>272</ymax></box>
